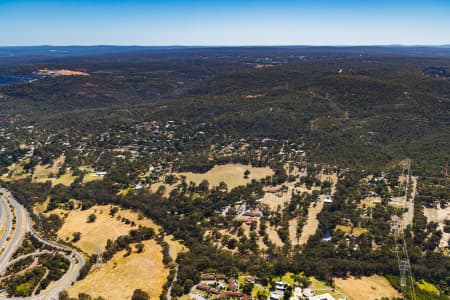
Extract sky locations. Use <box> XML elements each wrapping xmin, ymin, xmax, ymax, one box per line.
<box><xmin>1</xmin><ymin>0</ymin><xmax>450</xmax><ymax>46</ymax></box>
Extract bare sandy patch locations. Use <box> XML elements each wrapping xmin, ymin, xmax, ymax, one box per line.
<box><xmin>334</xmin><ymin>275</ymin><xmax>401</xmax><ymax>300</ymax></box>
<box><xmin>67</xmin><ymin>240</ymin><xmax>167</xmax><ymax>300</ymax></box>
<box><xmin>38</xmin><ymin>69</ymin><xmax>89</xmax><ymax>76</ymax></box>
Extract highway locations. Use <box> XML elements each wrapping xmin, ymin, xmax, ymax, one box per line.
<box><xmin>0</xmin><ymin>186</ymin><xmax>85</xmax><ymax>300</ymax></box>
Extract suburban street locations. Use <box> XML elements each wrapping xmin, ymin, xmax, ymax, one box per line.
<box><xmin>0</xmin><ymin>186</ymin><xmax>85</xmax><ymax>300</ymax></box>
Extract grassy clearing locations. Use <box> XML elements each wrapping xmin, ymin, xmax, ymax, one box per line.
<box><xmin>309</xmin><ymin>277</ymin><xmax>347</xmax><ymax>299</ymax></box>
<box><xmin>273</xmin><ymin>272</ymin><xmax>296</xmax><ymax>285</ymax></box>
<box><xmin>266</xmin><ymin>224</ymin><xmax>283</xmax><ymax>247</ymax></box>
<box><xmin>67</xmin><ymin>240</ymin><xmax>167</xmax><ymax>300</ymax></box>
<box><xmin>360</xmin><ymin>197</ymin><xmax>382</xmax><ymax>208</ymax></box>
<box><xmin>298</xmin><ymin>200</ymin><xmax>324</xmax><ymax>245</ymax></box>
<box><xmin>335</xmin><ymin>225</ymin><xmax>368</xmax><ymax>236</ymax></box>
<box><xmin>32</xmin><ymin>155</ymin><xmax>64</xmax><ymax>181</ymax></box>
<box><xmin>176</xmin><ymin>163</ymin><xmax>273</xmax><ymax>189</ymax></box>
<box><xmin>1</xmin><ymin>162</ymin><xmax>29</xmax><ymax>181</ymax></box>
<box><xmin>417</xmin><ymin>279</ymin><xmax>440</xmax><ymax>295</ymax></box>
<box><xmin>50</xmin><ymin>205</ymin><xmax>182</xmax><ymax>256</ymax></box>
<box><xmin>334</xmin><ymin>275</ymin><xmax>401</xmax><ymax>300</ymax></box>
<box><xmin>82</xmin><ymin>173</ymin><xmax>103</xmax><ymax>184</ymax></box>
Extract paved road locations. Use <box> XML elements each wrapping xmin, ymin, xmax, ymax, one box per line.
<box><xmin>0</xmin><ymin>186</ymin><xmax>85</xmax><ymax>300</ymax></box>
<box><xmin>405</xmin><ymin>176</ymin><xmax>417</xmax><ymax>228</ymax></box>
<box><xmin>0</xmin><ymin>188</ymin><xmax>27</xmax><ymax>274</ymax></box>
<box><xmin>0</xmin><ymin>196</ymin><xmax>13</xmax><ymax>258</ymax></box>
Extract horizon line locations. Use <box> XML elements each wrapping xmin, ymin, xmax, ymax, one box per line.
<box><xmin>1</xmin><ymin>44</ymin><xmax>450</xmax><ymax>48</ymax></box>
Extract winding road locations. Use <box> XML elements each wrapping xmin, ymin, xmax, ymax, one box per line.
<box><xmin>0</xmin><ymin>186</ymin><xmax>85</xmax><ymax>300</ymax></box>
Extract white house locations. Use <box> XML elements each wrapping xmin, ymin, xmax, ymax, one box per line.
<box><xmin>310</xmin><ymin>293</ymin><xmax>335</xmax><ymax>300</ymax></box>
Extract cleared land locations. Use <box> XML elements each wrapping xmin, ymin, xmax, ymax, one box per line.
<box><xmin>45</xmin><ymin>204</ymin><xmax>184</xmax><ymax>299</ymax></box>
<box><xmin>424</xmin><ymin>205</ymin><xmax>450</xmax><ymax>248</ymax></box>
<box><xmin>334</xmin><ymin>275</ymin><xmax>401</xmax><ymax>300</ymax></box>
<box><xmin>32</xmin><ymin>155</ymin><xmax>78</xmax><ymax>186</ymax></box>
<box><xmin>67</xmin><ymin>240</ymin><xmax>167</xmax><ymax>300</ymax></box>
<box><xmin>176</xmin><ymin>164</ymin><xmax>273</xmax><ymax>189</ymax></box>
<box><xmin>261</xmin><ymin>188</ymin><xmax>291</xmax><ymax>211</ymax></box>
<box><xmin>51</xmin><ymin>205</ymin><xmax>181</xmax><ymax>255</ymax></box>
<box><xmin>298</xmin><ymin>199</ymin><xmax>324</xmax><ymax>245</ymax></box>
<box><xmin>289</xmin><ymin>218</ymin><xmax>299</xmax><ymax>245</ymax></box>
<box><xmin>38</xmin><ymin>69</ymin><xmax>89</xmax><ymax>76</ymax></box>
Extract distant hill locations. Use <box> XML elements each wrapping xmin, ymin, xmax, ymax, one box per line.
<box><xmin>0</xmin><ymin>47</ymin><xmax>449</xmax><ymax>175</ymax></box>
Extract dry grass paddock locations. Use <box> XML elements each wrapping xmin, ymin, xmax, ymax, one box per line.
<box><xmin>67</xmin><ymin>240</ymin><xmax>166</xmax><ymax>300</ymax></box>
<box><xmin>334</xmin><ymin>275</ymin><xmax>401</xmax><ymax>300</ymax></box>
<box><xmin>176</xmin><ymin>163</ymin><xmax>273</xmax><ymax>189</ymax></box>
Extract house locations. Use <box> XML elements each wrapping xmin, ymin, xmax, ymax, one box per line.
<box><xmin>197</xmin><ymin>284</ymin><xmax>211</xmax><ymax>292</ymax></box>
<box><xmin>243</xmin><ymin>209</ymin><xmax>263</xmax><ymax>218</ymax></box>
<box><xmin>201</xmin><ymin>274</ymin><xmax>216</xmax><ymax>281</ymax></box>
<box><xmin>216</xmin><ymin>274</ymin><xmax>228</xmax><ymax>281</ymax></box>
<box><xmin>269</xmin><ymin>292</ymin><xmax>283</xmax><ymax>300</ymax></box>
<box><xmin>275</xmin><ymin>281</ymin><xmax>288</xmax><ymax>291</ymax></box>
<box><xmin>310</xmin><ymin>293</ymin><xmax>335</xmax><ymax>300</ymax></box>
<box><xmin>228</xmin><ymin>277</ymin><xmax>238</xmax><ymax>292</ymax></box>
<box><xmin>302</xmin><ymin>288</ymin><xmax>314</xmax><ymax>298</ymax></box>
<box><xmin>244</xmin><ymin>276</ymin><xmax>256</xmax><ymax>284</ymax></box>
<box><xmin>324</xmin><ymin>195</ymin><xmax>333</xmax><ymax>203</ymax></box>
<box><xmin>241</xmin><ymin>217</ymin><xmax>258</xmax><ymax>225</ymax></box>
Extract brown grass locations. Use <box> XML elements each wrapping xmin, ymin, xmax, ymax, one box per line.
<box><xmin>52</xmin><ymin>205</ymin><xmax>182</xmax><ymax>256</ymax></box>
<box><xmin>424</xmin><ymin>205</ymin><xmax>450</xmax><ymax>248</ymax></box>
<box><xmin>334</xmin><ymin>275</ymin><xmax>401</xmax><ymax>300</ymax></box>
<box><xmin>298</xmin><ymin>199</ymin><xmax>324</xmax><ymax>245</ymax></box>
<box><xmin>31</xmin><ymin>155</ymin><xmax>78</xmax><ymax>186</ymax></box>
<box><xmin>176</xmin><ymin>164</ymin><xmax>273</xmax><ymax>189</ymax></box>
<box><xmin>289</xmin><ymin>218</ymin><xmax>299</xmax><ymax>246</ymax></box>
<box><xmin>67</xmin><ymin>240</ymin><xmax>167</xmax><ymax>300</ymax></box>
<box><xmin>266</xmin><ymin>225</ymin><xmax>283</xmax><ymax>247</ymax></box>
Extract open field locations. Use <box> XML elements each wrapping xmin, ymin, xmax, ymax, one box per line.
<box><xmin>334</xmin><ymin>275</ymin><xmax>401</xmax><ymax>300</ymax></box>
<box><xmin>261</xmin><ymin>187</ymin><xmax>291</xmax><ymax>211</ymax></box>
<box><xmin>1</xmin><ymin>162</ymin><xmax>29</xmax><ymax>181</ymax></box>
<box><xmin>260</xmin><ymin>181</ymin><xmax>319</xmax><ymax>211</ymax></box>
<box><xmin>50</xmin><ymin>205</ymin><xmax>182</xmax><ymax>255</ymax></box>
<box><xmin>289</xmin><ymin>218</ymin><xmax>299</xmax><ymax>245</ymax></box>
<box><xmin>335</xmin><ymin>225</ymin><xmax>368</xmax><ymax>236</ymax></box>
<box><xmin>309</xmin><ymin>277</ymin><xmax>348</xmax><ymax>299</ymax></box>
<box><xmin>150</xmin><ymin>181</ymin><xmax>177</xmax><ymax>196</ymax></box>
<box><xmin>360</xmin><ymin>196</ymin><xmax>382</xmax><ymax>208</ymax></box>
<box><xmin>67</xmin><ymin>240</ymin><xmax>167</xmax><ymax>300</ymax></box>
<box><xmin>298</xmin><ymin>199</ymin><xmax>324</xmax><ymax>245</ymax></box>
<box><xmin>176</xmin><ymin>164</ymin><xmax>273</xmax><ymax>189</ymax></box>
<box><xmin>423</xmin><ymin>205</ymin><xmax>450</xmax><ymax>248</ymax></box>
<box><xmin>31</xmin><ymin>155</ymin><xmax>79</xmax><ymax>186</ymax></box>
<box><xmin>82</xmin><ymin>172</ymin><xmax>103</xmax><ymax>184</ymax></box>
<box><xmin>266</xmin><ymin>224</ymin><xmax>283</xmax><ymax>247</ymax></box>
<box><xmin>32</xmin><ymin>155</ymin><xmax>65</xmax><ymax>182</ymax></box>
<box><xmin>416</xmin><ymin>279</ymin><xmax>440</xmax><ymax>295</ymax></box>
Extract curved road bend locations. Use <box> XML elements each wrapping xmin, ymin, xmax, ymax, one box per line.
<box><xmin>0</xmin><ymin>186</ymin><xmax>85</xmax><ymax>300</ymax></box>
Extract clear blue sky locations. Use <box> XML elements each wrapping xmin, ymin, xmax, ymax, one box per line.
<box><xmin>1</xmin><ymin>0</ymin><xmax>450</xmax><ymax>46</ymax></box>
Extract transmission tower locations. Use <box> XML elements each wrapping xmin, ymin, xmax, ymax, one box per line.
<box><xmin>392</xmin><ymin>159</ymin><xmax>416</xmax><ymax>300</ymax></box>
